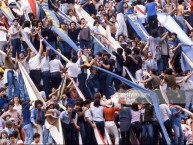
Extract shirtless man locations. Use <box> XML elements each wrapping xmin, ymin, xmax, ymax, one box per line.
<box><xmin>175</xmin><ymin>0</ymin><xmax>188</xmax><ymax>34</ymax></box>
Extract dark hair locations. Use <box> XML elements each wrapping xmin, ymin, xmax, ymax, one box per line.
<box><xmin>74</xmin><ymin>101</ymin><xmax>81</xmax><ymax>107</ymax></box>
<box><xmin>133</xmin><ymin>48</ymin><xmax>140</xmax><ymax>55</ymax></box>
<box><xmin>50</xmin><ymin>54</ymin><xmax>56</xmax><ymax>60</ymax></box>
<box><xmin>131</xmin><ymin>103</ymin><xmax>139</xmax><ymax>111</ymax></box>
<box><xmin>98</xmin><ymin>5</ymin><xmax>104</xmax><ymax>11</ymax></box>
<box><xmin>94</xmin><ymin>93</ymin><xmax>102</xmax><ymax>100</ymax></box>
<box><xmin>67</xmin><ymin>9</ymin><xmax>73</xmax><ymax>15</ymax></box>
<box><xmin>63</xmin><ymin>90</ymin><xmax>70</xmax><ymax>98</ymax></box>
<box><xmin>137</xmin><ymin>0</ymin><xmax>142</xmax><ymax>4</ymax></box>
<box><xmin>94</xmin><ymin>98</ymin><xmax>100</xmax><ymax>107</ymax></box>
<box><xmin>66</xmin><ymin>104</ymin><xmax>73</xmax><ymax>109</ymax></box>
<box><xmin>178</xmin><ymin>0</ymin><xmax>184</xmax><ymax>4</ymax></box>
<box><xmin>96</xmin><ymin>52</ymin><xmax>103</xmax><ymax>57</ymax></box>
<box><xmin>37</xmin><ymin>85</ymin><xmax>44</xmax><ymax>91</ymax></box>
<box><xmin>165</xmin><ymin>68</ymin><xmax>173</xmax><ymax>75</ymax></box>
<box><xmin>124</xmin><ymin>48</ymin><xmax>131</xmax><ymax>55</ymax></box>
<box><xmin>119</xmin><ymin>83</ymin><xmax>127</xmax><ymax>90</ymax></box>
<box><xmin>60</xmin><ymin>22</ymin><xmax>67</xmax><ymax>28</ymax></box>
<box><xmin>35</xmin><ymin>100</ymin><xmax>43</xmax><ymax>108</ymax></box>
<box><xmin>9</xmin><ymin>133</ymin><xmax>15</xmax><ymax>139</ymax></box>
<box><xmin>33</xmin><ymin>133</ymin><xmax>40</xmax><ymax>139</ymax></box>
<box><xmin>151</xmin><ymin>68</ymin><xmax>157</xmax><ymax>75</ymax></box>
<box><xmin>147</xmin><ymin>0</ymin><xmax>154</xmax><ymax>2</ymax></box>
<box><xmin>93</xmin><ymin>20</ymin><xmax>100</xmax><ymax>26</ymax></box>
<box><xmin>80</xmin><ymin>18</ymin><xmax>85</xmax><ymax>24</ymax></box>
<box><xmin>53</xmin><ymin>103</ymin><xmax>59</xmax><ymax>110</ymax></box>
<box><xmin>28</xmin><ymin>13</ymin><xmax>35</xmax><ymax>19</ymax></box>
<box><xmin>12</xmin><ymin>18</ymin><xmax>18</xmax><ymax>22</ymax></box>
<box><xmin>22</xmin><ymin>21</ymin><xmax>31</xmax><ymax>28</ymax></box>
<box><xmin>84</xmin><ymin>99</ymin><xmax>91</xmax><ymax>106</ymax></box>
<box><xmin>36</xmin><ymin>20</ymin><xmax>43</xmax><ymax>27</ymax></box>
<box><xmin>117</xmin><ymin>48</ymin><xmax>123</xmax><ymax>55</ymax></box>
<box><xmin>13</xmin><ymin>96</ymin><xmax>20</xmax><ymax>104</ymax></box>
<box><xmin>12</xmin><ymin>130</ymin><xmax>18</xmax><ymax>138</ymax></box>
<box><xmin>71</xmin><ymin>56</ymin><xmax>78</xmax><ymax>63</ymax></box>
<box><xmin>70</xmin><ymin>21</ymin><xmax>76</xmax><ymax>26</ymax></box>
<box><xmin>151</xmin><ymin>29</ymin><xmax>159</xmax><ymax>38</ymax></box>
<box><xmin>89</xmin><ymin>54</ymin><xmax>95</xmax><ymax>59</ymax></box>
<box><xmin>118</xmin><ymin>34</ymin><xmax>124</xmax><ymax>40</ymax></box>
<box><xmin>171</xmin><ymin>32</ymin><xmax>177</xmax><ymax>38</ymax></box>
<box><xmin>32</xmin><ymin>19</ymin><xmax>38</xmax><ymax>27</ymax></box>
<box><xmin>8</xmin><ymin>102</ymin><xmax>14</xmax><ymax>107</ymax></box>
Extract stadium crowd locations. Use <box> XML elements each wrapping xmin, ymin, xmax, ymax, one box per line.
<box><xmin>0</xmin><ymin>0</ymin><xmax>193</xmax><ymax>144</ymax></box>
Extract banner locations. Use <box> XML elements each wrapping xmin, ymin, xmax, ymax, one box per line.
<box><xmin>42</xmin><ymin>6</ymin><xmax>60</xmax><ymax>27</ymax></box>
<box><xmin>126</xmin><ymin>14</ymin><xmax>149</xmax><ymax>41</ymax></box>
<box><xmin>67</xmin><ymin>75</ymin><xmax>86</xmax><ymax>101</ymax></box>
<box><xmin>18</xmin><ymin>62</ymin><xmax>46</xmax><ymax>108</ymax></box>
<box><xmin>157</xmin><ymin>13</ymin><xmax>193</xmax><ymax>45</ymax></box>
<box><xmin>93</xmin><ymin>123</ymin><xmax>106</xmax><ymax>145</ymax></box>
<box><xmin>0</xmin><ymin>2</ymin><xmax>15</xmax><ymax>23</ymax></box>
<box><xmin>44</xmin><ymin>117</ymin><xmax>64</xmax><ymax>144</ymax></box>
<box><xmin>21</xmin><ymin>30</ymin><xmax>38</xmax><ymax>54</ymax></box>
<box><xmin>39</xmin><ymin>33</ymin><xmax>70</xmax><ymax>62</ymax></box>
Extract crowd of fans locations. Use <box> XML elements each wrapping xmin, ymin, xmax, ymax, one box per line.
<box><xmin>0</xmin><ymin>0</ymin><xmax>193</xmax><ymax>144</ymax></box>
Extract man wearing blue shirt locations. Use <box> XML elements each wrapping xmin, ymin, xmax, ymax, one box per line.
<box><xmin>0</xmin><ymin>88</ymin><xmax>7</xmax><ymax>110</ymax></box>
<box><xmin>60</xmin><ymin>104</ymin><xmax>76</xmax><ymax>145</ymax></box>
<box><xmin>170</xmin><ymin>105</ymin><xmax>184</xmax><ymax>145</ymax></box>
<box><xmin>22</xmin><ymin>101</ymin><xmax>34</xmax><ymax>144</ymax></box>
<box><xmin>31</xmin><ymin>100</ymin><xmax>45</xmax><ymax>143</ymax></box>
<box><xmin>145</xmin><ymin>0</ymin><xmax>158</xmax><ymax>32</ymax></box>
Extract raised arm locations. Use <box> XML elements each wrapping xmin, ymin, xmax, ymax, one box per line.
<box><xmin>39</xmin><ymin>38</ymin><xmax>44</xmax><ymax>55</ymax></box>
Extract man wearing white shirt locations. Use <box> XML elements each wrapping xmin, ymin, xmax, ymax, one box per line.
<box><xmin>0</xmin><ymin>21</ymin><xmax>7</xmax><ymax>66</ymax></box>
<box><xmin>29</xmin><ymin>39</ymin><xmax>43</xmax><ymax>87</ymax></box>
<box><xmin>64</xmin><ymin>56</ymin><xmax>79</xmax><ymax>81</ymax></box>
<box><xmin>134</xmin><ymin>1</ymin><xmax>146</xmax><ymax>24</ymax></box>
<box><xmin>18</xmin><ymin>51</ymin><xmax>30</xmax><ymax>101</ymax></box>
<box><xmin>9</xmin><ymin>18</ymin><xmax>21</xmax><ymax>58</ymax></box>
<box><xmin>159</xmin><ymin>103</ymin><xmax>173</xmax><ymax>143</ymax></box>
<box><xmin>49</xmin><ymin>54</ymin><xmax>64</xmax><ymax>89</ymax></box>
<box><xmin>40</xmin><ymin>47</ymin><xmax>50</xmax><ymax>97</ymax></box>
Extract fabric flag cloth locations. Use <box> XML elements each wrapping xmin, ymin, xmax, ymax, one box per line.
<box><xmin>41</xmin><ymin>6</ymin><xmax>60</xmax><ymax>27</ymax></box>
<box><xmin>104</xmin><ymin>128</ymin><xmax>112</xmax><ymax>145</ymax></box>
<box><xmin>157</xmin><ymin>13</ymin><xmax>193</xmax><ymax>45</ymax></box>
<box><xmin>56</xmin><ymin>9</ymin><xmax>74</xmax><ymax>24</ymax></box>
<box><xmin>159</xmin><ymin>85</ymin><xmax>169</xmax><ymax>105</ymax></box>
<box><xmin>21</xmin><ymin>29</ymin><xmax>38</xmax><ymax>54</ymax></box>
<box><xmin>39</xmin><ymin>34</ymin><xmax>70</xmax><ymax>62</ymax></box>
<box><xmin>18</xmin><ymin>62</ymin><xmax>46</xmax><ymax>108</ymax></box>
<box><xmin>0</xmin><ymin>2</ymin><xmax>15</xmax><ymax>23</ymax></box>
<box><xmin>181</xmin><ymin>45</ymin><xmax>193</xmax><ymax>70</ymax></box>
<box><xmin>58</xmin><ymin>75</ymin><xmax>67</xmax><ymax>100</ymax></box>
<box><xmin>44</xmin><ymin>116</ymin><xmax>64</xmax><ymax>144</ymax></box>
<box><xmin>126</xmin><ymin>14</ymin><xmax>149</xmax><ymax>41</ymax></box>
<box><xmin>74</xmin><ymin>113</ymin><xmax>83</xmax><ymax>145</ymax></box>
<box><xmin>93</xmin><ymin>123</ymin><xmax>106</xmax><ymax>145</ymax></box>
<box><xmin>67</xmin><ymin>75</ymin><xmax>86</xmax><ymax>101</ymax></box>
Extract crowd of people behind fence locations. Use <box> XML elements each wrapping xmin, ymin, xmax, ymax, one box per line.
<box><xmin>1</xmin><ymin>0</ymin><xmax>193</xmax><ymax>144</ymax></box>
